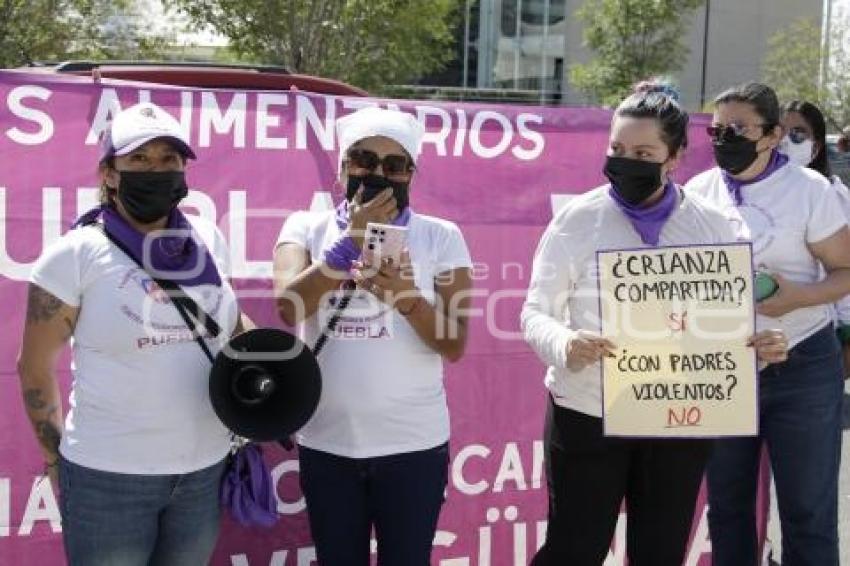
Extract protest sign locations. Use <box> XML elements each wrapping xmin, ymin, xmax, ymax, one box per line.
<box><xmin>598</xmin><ymin>243</ymin><xmax>758</xmax><ymax>437</ymax></box>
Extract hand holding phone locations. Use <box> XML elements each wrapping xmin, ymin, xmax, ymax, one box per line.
<box><xmin>363</xmin><ymin>223</ymin><xmax>408</xmax><ymax>266</ymax></box>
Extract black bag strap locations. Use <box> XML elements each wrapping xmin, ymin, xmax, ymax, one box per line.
<box><xmin>95</xmin><ymin>222</ymin><xmax>352</xmax><ymax>360</ymax></box>
<box><xmin>97</xmin><ymin>224</ymin><xmax>220</xmax><ymax>363</ymax></box>
<box><xmin>312</xmin><ymin>281</ymin><xmax>354</xmax><ymax>356</ymax></box>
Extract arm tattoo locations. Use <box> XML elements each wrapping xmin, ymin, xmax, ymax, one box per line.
<box><xmin>26</xmin><ymin>284</ymin><xmax>64</xmax><ymax>323</ymax></box>
<box><xmin>24</xmin><ymin>388</ymin><xmax>47</xmax><ymax>410</ymax></box>
<box><xmin>34</xmin><ymin>405</ymin><xmax>61</xmax><ymax>454</ymax></box>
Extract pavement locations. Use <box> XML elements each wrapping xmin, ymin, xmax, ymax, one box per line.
<box><xmin>766</xmin><ymin>381</ymin><xmax>850</xmax><ymax>564</ymax></box>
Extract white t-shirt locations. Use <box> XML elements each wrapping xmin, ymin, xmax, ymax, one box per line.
<box><xmin>30</xmin><ymin>216</ymin><xmax>238</xmax><ymax>474</ymax></box>
<box><xmin>828</xmin><ymin>176</ymin><xmax>850</xmax><ymax>325</ymax></box>
<box><xmin>276</xmin><ymin>209</ymin><xmax>472</xmax><ymax>458</ymax></box>
<box><xmin>521</xmin><ymin>186</ymin><xmax>737</xmax><ymax>418</ymax></box>
<box><xmin>685</xmin><ymin>163</ymin><xmax>847</xmax><ymax>347</ymax></box>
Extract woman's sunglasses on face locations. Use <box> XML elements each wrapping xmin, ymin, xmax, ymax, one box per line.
<box><xmin>706</xmin><ymin>122</ymin><xmax>774</xmax><ymax>142</ymax></box>
<box><xmin>344</xmin><ymin>148</ymin><xmax>415</xmax><ymax>179</ymax></box>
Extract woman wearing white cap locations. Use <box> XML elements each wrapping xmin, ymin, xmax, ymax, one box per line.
<box><xmin>17</xmin><ymin>102</ymin><xmax>249</xmax><ymax>565</ymax></box>
<box><xmin>273</xmin><ymin>106</ymin><xmax>473</xmax><ymax>564</ymax></box>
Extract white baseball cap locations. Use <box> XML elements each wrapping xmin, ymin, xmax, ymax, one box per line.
<box><xmin>336</xmin><ymin>107</ymin><xmax>425</xmax><ymax>173</ymax></box>
<box><xmin>99</xmin><ymin>102</ymin><xmax>196</xmax><ymax>162</ymax></box>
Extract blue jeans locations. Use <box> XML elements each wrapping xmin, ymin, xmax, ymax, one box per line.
<box><xmin>707</xmin><ymin>324</ymin><xmax>844</xmax><ymax>566</ymax></box>
<box><xmin>299</xmin><ymin>443</ymin><xmax>449</xmax><ymax>566</ymax></box>
<box><xmin>59</xmin><ymin>457</ymin><xmax>225</xmax><ymax>566</ymax></box>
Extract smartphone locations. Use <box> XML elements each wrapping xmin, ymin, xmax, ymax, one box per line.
<box><xmin>754</xmin><ymin>271</ymin><xmax>778</xmax><ymax>302</ymax></box>
<box><xmin>363</xmin><ymin>223</ymin><xmax>407</xmax><ymax>266</ymax></box>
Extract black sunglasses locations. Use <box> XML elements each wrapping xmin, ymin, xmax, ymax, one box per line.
<box><xmin>706</xmin><ymin>123</ymin><xmax>774</xmax><ymax>142</ymax></box>
<box><xmin>344</xmin><ymin>148</ymin><xmax>414</xmax><ymax>178</ymax></box>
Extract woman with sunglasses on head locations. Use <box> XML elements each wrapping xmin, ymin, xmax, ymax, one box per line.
<box><xmin>272</xmin><ymin>106</ymin><xmax>472</xmax><ymax>565</ymax></box>
<box><xmin>522</xmin><ymin>80</ymin><xmax>787</xmax><ymax>566</ymax></box>
<box><xmin>781</xmin><ymin>100</ymin><xmax>850</xmax><ymax>379</ymax></box>
<box><xmin>17</xmin><ymin>102</ymin><xmax>251</xmax><ymax>565</ymax></box>
<box><xmin>685</xmin><ymin>83</ymin><xmax>850</xmax><ymax>566</ymax></box>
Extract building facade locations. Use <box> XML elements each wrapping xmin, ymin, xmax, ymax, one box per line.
<box><xmin>464</xmin><ymin>0</ymin><xmax>824</xmax><ymax>109</ymax></box>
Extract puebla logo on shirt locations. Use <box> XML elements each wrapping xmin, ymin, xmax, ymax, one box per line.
<box><xmin>323</xmin><ymin>289</ymin><xmax>394</xmax><ymax>340</ymax></box>
<box><xmin>117</xmin><ymin>267</ymin><xmax>223</xmax><ymax>339</ymax></box>
<box><xmin>119</xmin><ymin>267</ymin><xmax>171</xmax><ymax>304</ymax></box>
<box><xmin>139</xmin><ymin>278</ymin><xmax>171</xmax><ymax>304</ymax></box>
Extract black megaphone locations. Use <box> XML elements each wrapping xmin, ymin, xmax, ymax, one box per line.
<box><xmin>209</xmin><ymin>328</ymin><xmax>321</xmax><ymax>442</ymax></box>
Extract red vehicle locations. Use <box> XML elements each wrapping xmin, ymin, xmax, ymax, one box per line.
<box><xmin>23</xmin><ymin>60</ymin><xmax>368</xmax><ymax>96</ymax></box>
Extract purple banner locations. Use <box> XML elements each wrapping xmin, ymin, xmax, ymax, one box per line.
<box><xmin>0</xmin><ymin>70</ymin><xmax>767</xmax><ymax>565</ymax></box>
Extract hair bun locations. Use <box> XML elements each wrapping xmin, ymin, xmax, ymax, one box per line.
<box><xmin>634</xmin><ymin>78</ymin><xmax>681</xmax><ymax>103</ymax></box>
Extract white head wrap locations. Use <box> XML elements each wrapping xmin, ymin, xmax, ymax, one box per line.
<box><xmin>335</xmin><ymin>107</ymin><xmax>425</xmax><ymax>173</ymax></box>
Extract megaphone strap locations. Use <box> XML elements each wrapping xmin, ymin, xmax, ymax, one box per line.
<box><xmin>96</xmin><ymin>224</ymin><xmax>221</xmax><ymax>363</ymax></box>
<box><xmin>312</xmin><ymin>288</ymin><xmax>354</xmax><ymax>356</ymax></box>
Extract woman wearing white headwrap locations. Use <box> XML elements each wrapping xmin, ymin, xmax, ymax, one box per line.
<box><xmin>273</xmin><ymin>107</ymin><xmax>473</xmax><ymax>564</ymax></box>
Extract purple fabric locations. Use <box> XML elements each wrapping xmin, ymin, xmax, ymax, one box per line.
<box><xmin>73</xmin><ymin>205</ymin><xmax>221</xmax><ymax>287</ymax></box>
<box><xmin>220</xmin><ymin>443</ymin><xmax>278</xmax><ymax>528</ymax></box>
<box><xmin>722</xmin><ymin>150</ymin><xmax>789</xmax><ymax>205</ymax></box>
<box><xmin>608</xmin><ymin>181</ymin><xmax>678</xmax><ymax>246</ymax></box>
<box><xmin>323</xmin><ymin>235</ymin><xmax>360</xmax><ymax>272</ymax></box>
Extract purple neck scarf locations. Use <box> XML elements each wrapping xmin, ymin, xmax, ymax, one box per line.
<box><xmin>335</xmin><ymin>201</ymin><xmax>412</xmax><ymax>230</ymax></box>
<box><xmin>608</xmin><ymin>181</ymin><xmax>678</xmax><ymax>247</ymax></box>
<box><xmin>722</xmin><ymin>150</ymin><xmax>789</xmax><ymax>206</ymax></box>
<box><xmin>73</xmin><ymin>206</ymin><xmax>222</xmax><ymax>287</ymax></box>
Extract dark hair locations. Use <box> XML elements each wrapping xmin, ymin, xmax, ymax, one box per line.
<box><xmin>714</xmin><ymin>82</ymin><xmax>780</xmax><ymax>133</ymax></box>
<box><xmin>97</xmin><ymin>156</ymin><xmax>116</xmax><ymax>205</ymax></box>
<box><xmin>783</xmin><ymin>100</ymin><xmax>831</xmax><ymax>178</ymax></box>
<box><xmin>615</xmin><ymin>79</ymin><xmax>689</xmax><ymax>156</ymax></box>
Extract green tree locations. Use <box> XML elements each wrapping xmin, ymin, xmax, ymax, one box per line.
<box><xmin>762</xmin><ymin>14</ymin><xmax>850</xmax><ymax>130</ymax></box>
<box><xmin>570</xmin><ymin>0</ymin><xmax>705</xmax><ymax>106</ymax></box>
<box><xmin>0</xmin><ymin>0</ymin><xmax>169</xmax><ymax>68</ymax></box>
<box><xmin>169</xmin><ymin>0</ymin><xmax>461</xmax><ymax>92</ymax></box>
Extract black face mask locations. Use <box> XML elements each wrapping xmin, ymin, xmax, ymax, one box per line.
<box><xmin>116</xmin><ymin>170</ymin><xmax>188</xmax><ymax>224</ymax></box>
<box><xmin>713</xmin><ymin>135</ymin><xmax>761</xmax><ymax>175</ymax></box>
<box><xmin>603</xmin><ymin>156</ymin><xmax>664</xmax><ymax>205</ymax></box>
<box><xmin>346</xmin><ymin>174</ymin><xmax>409</xmax><ymax>211</ymax></box>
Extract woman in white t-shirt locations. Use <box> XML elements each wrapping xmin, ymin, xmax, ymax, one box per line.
<box><xmin>685</xmin><ymin>82</ymin><xmax>850</xmax><ymax>566</ymax></box>
<box><xmin>780</xmin><ymin>99</ymin><xmax>850</xmax><ymax>377</ymax></box>
<box><xmin>523</xmin><ymin>82</ymin><xmax>788</xmax><ymax>566</ymax></box>
<box><xmin>272</xmin><ymin>107</ymin><xmax>472</xmax><ymax>565</ymax></box>
<box><xmin>17</xmin><ymin>103</ymin><xmax>249</xmax><ymax>566</ymax></box>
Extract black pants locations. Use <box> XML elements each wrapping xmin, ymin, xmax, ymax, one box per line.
<box><xmin>531</xmin><ymin>399</ymin><xmax>712</xmax><ymax>566</ymax></box>
<box><xmin>299</xmin><ymin>443</ymin><xmax>449</xmax><ymax>566</ymax></box>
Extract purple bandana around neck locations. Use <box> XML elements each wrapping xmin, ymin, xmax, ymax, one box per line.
<box><xmin>335</xmin><ymin>201</ymin><xmax>412</xmax><ymax>230</ymax></box>
<box><xmin>722</xmin><ymin>149</ymin><xmax>789</xmax><ymax>206</ymax></box>
<box><xmin>72</xmin><ymin>205</ymin><xmax>222</xmax><ymax>287</ymax></box>
<box><xmin>608</xmin><ymin>181</ymin><xmax>678</xmax><ymax>247</ymax></box>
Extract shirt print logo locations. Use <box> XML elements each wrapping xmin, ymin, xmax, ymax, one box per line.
<box><xmin>117</xmin><ymin>267</ymin><xmax>223</xmax><ymax>339</ymax></box>
<box><xmin>324</xmin><ymin>289</ymin><xmax>394</xmax><ymax>340</ymax></box>
<box><xmin>139</xmin><ymin>278</ymin><xmax>171</xmax><ymax>304</ymax></box>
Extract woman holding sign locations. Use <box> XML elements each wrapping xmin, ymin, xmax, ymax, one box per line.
<box><xmin>686</xmin><ymin>82</ymin><xmax>850</xmax><ymax>566</ymax></box>
<box><xmin>273</xmin><ymin>107</ymin><xmax>472</xmax><ymax>565</ymax></box>
<box><xmin>522</xmin><ymin>82</ymin><xmax>788</xmax><ymax>566</ymax></box>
